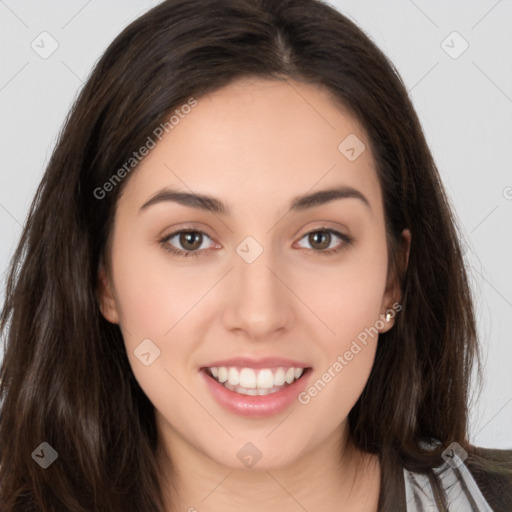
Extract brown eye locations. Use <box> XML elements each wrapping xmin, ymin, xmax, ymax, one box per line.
<box><xmin>296</xmin><ymin>228</ymin><xmax>352</xmax><ymax>256</ymax></box>
<box><xmin>308</xmin><ymin>231</ymin><xmax>332</xmax><ymax>251</ymax></box>
<box><xmin>159</xmin><ymin>229</ymin><xmax>215</xmax><ymax>257</ymax></box>
<box><xmin>179</xmin><ymin>231</ymin><xmax>203</xmax><ymax>251</ymax></box>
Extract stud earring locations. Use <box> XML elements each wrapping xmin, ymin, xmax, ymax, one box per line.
<box><xmin>385</xmin><ymin>312</ymin><xmax>392</xmax><ymax>322</ymax></box>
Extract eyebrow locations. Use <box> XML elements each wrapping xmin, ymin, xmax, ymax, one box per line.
<box><xmin>139</xmin><ymin>185</ymin><xmax>371</xmax><ymax>215</ymax></box>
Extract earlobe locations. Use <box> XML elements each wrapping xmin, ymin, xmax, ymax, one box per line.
<box><xmin>96</xmin><ymin>263</ymin><xmax>120</xmax><ymax>324</ymax></box>
<box><xmin>378</xmin><ymin>309</ymin><xmax>396</xmax><ymax>334</ymax></box>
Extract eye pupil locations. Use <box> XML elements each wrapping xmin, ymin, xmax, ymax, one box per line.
<box><xmin>180</xmin><ymin>231</ymin><xmax>202</xmax><ymax>250</ymax></box>
<box><xmin>309</xmin><ymin>231</ymin><xmax>330</xmax><ymax>250</ymax></box>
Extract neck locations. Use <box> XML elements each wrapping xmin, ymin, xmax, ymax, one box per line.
<box><xmin>157</xmin><ymin>424</ymin><xmax>380</xmax><ymax>512</ymax></box>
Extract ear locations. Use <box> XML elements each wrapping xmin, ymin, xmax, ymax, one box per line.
<box><xmin>378</xmin><ymin>228</ymin><xmax>411</xmax><ymax>333</ymax></box>
<box><xmin>96</xmin><ymin>262</ymin><xmax>120</xmax><ymax>324</ymax></box>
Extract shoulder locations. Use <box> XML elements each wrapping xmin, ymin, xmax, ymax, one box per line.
<box><xmin>402</xmin><ymin>443</ymin><xmax>512</xmax><ymax>511</ymax></box>
<box><xmin>465</xmin><ymin>445</ymin><xmax>512</xmax><ymax>512</ymax></box>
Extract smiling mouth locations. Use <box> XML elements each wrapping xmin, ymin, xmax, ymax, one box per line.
<box><xmin>203</xmin><ymin>366</ymin><xmax>310</xmax><ymax>396</ymax></box>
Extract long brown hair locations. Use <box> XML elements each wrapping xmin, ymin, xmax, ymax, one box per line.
<box><xmin>0</xmin><ymin>0</ymin><xmax>507</xmax><ymax>510</ymax></box>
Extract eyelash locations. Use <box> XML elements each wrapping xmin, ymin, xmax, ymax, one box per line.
<box><xmin>158</xmin><ymin>227</ymin><xmax>353</xmax><ymax>258</ymax></box>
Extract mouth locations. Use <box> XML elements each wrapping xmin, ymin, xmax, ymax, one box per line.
<box><xmin>200</xmin><ymin>363</ymin><xmax>313</xmax><ymax>417</ymax></box>
<box><xmin>203</xmin><ymin>366</ymin><xmax>308</xmax><ymax>396</ymax></box>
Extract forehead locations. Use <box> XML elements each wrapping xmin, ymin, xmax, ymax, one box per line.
<box><xmin>120</xmin><ymin>77</ymin><xmax>382</xmax><ymax>217</ymax></box>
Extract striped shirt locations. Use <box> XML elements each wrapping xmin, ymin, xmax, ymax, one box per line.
<box><xmin>404</xmin><ymin>450</ymin><xmax>493</xmax><ymax>511</ymax></box>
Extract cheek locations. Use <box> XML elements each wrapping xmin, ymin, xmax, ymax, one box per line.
<box><xmin>108</xmin><ymin>231</ymin><xmax>204</xmax><ymax>404</ymax></box>
<box><xmin>110</xmin><ymin>229</ymin><xmax>203</xmax><ymax>340</ymax></box>
<box><xmin>301</xmin><ymin>235</ymin><xmax>388</xmax><ymax>346</ymax></box>
<box><xmin>295</xmin><ymin>235</ymin><xmax>387</xmax><ymax>408</ymax></box>
<box><xmin>109</xmin><ymin>242</ymin><xmax>195</xmax><ymax>421</ymax></box>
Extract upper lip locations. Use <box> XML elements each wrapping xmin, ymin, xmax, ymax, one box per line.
<box><xmin>201</xmin><ymin>357</ymin><xmax>311</xmax><ymax>370</ymax></box>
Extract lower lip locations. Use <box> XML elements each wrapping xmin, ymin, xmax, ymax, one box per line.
<box><xmin>200</xmin><ymin>368</ymin><xmax>312</xmax><ymax>418</ymax></box>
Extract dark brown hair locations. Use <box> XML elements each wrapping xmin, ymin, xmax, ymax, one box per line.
<box><xmin>1</xmin><ymin>0</ymin><xmax>510</xmax><ymax>510</ymax></box>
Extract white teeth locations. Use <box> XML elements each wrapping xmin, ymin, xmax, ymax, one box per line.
<box><xmin>273</xmin><ymin>367</ymin><xmax>286</xmax><ymax>386</ymax></box>
<box><xmin>228</xmin><ymin>367</ymin><xmax>239</xmax><ymax>386</ymax></box>
<box><xmin>256</xmin><ymin>369</ymin><xmax>274</xmax><ymax>389</ymax></box>
<box><xmin>207</xmin><ymin>366</ymin><xmax>306</xmax><ymax>394</ymax></box>
<box><xmin>217</xmin><ymin>367</ymin><xmax>228</xmax><ymax>383</ymax></box>
<box><xmin>239</xmin><ymin>368</ymin><xmax>256</xmax><ymax>388</ymax></box>
<box><xmin>224</xmin><ymin>382</ymin><xmax>284</xmax><ymax>396</ymax></box>
<box><xmin>285</xmin><ymin>368</ymin><xmax>295</xmax><ymax>384</ymax></box>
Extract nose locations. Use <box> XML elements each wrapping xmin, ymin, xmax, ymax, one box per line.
<box><xmin>222</xmin><ymin>246</ymin><xmax>293</xmax><ymax>340</ymax></box>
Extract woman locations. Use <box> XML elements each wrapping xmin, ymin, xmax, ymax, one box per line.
<box><xmin>0</xmin><ymin>0</ymin><xmax>510</xmax><ymax>510</ymax></box>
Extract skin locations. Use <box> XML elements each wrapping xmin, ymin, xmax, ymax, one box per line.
<box><xmin>98</xmin><ymin>77</ymin><xmax>410</xmax><ymax>512</ymax></box>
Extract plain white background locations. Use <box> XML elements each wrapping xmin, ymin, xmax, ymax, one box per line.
<box><xmin>0</xmin><ymin>0</ymin><xmax>511</xmax><ymax>448</ymax></box>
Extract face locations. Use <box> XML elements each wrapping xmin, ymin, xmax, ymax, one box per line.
<box><xmin>98</xmin><ymin>77</ymin><xmax>409</xmax><ymax>472</ymax></box>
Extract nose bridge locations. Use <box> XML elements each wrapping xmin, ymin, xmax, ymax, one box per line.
<box><xmin>225</xmin><ymin>234</ymin><xmax>292</xmax><ymax>336</ymax></box>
